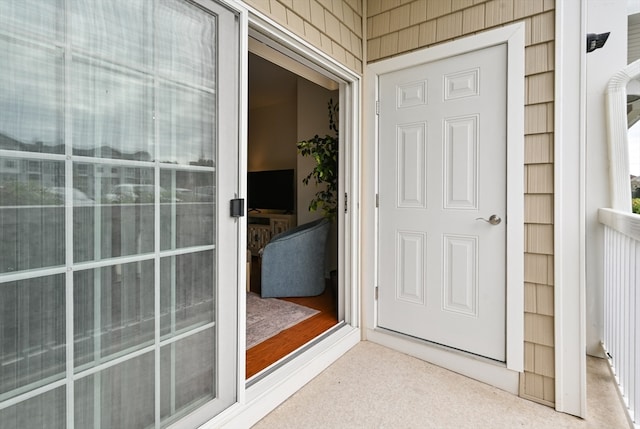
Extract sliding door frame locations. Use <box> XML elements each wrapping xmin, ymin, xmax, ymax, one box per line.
<box><xmin>0</xmin><ymin>0</ymin><xmax>246</xmax><ymax>427</ymax></box>
<box><xmin>201</xmin><ymin>4</ymin><xmax>362</xmax><ymax>428</ymax></box>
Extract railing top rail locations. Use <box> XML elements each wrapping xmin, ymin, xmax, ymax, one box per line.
<box><xmin>599</xmin><ymin>208</ymin><xmax>640</xmax><ymax>241</ymax></box>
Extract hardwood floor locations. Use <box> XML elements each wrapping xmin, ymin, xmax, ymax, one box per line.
<box><xmin>246</xmin><ymin>257</ymin><xmax>338</xmax><ymax>379</ymax></box>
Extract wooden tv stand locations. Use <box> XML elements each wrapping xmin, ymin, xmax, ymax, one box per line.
<box><xmin>247</xmin><ymin>212</ymin><xmax>296</xmax><ymax>255</ymax></box>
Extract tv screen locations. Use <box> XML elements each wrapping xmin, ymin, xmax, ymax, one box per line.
<box><xmin>247</xmin><ymin>169</ymin><xmax>295</xmax><ymax>212</ymax></box>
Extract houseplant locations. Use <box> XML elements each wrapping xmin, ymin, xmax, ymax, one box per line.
<box><xmin>297</xmin><ymin>99</ymin><xmax>338</xmax><ymax>220</ymax></box>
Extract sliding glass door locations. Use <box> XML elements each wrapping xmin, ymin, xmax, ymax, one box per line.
<box><xmin>0</xmin><ymin>0</ymin><xmax>241</xmax><ymax>427</ymax></box>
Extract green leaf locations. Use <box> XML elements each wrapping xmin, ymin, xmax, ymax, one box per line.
<box><xmin>297</xmin><ymin>99</ymin><xmax>339</xmax><ymax>220</ymax></box>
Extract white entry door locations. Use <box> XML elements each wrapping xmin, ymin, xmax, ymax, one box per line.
<box><xmin>378</xmin><ymin>44</ymin><xmax>507</xmax><ymax>362</ymax></box>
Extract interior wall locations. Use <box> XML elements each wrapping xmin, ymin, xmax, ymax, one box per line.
<box><xmin>296</xmin><ymin>78</ymin><xmax>339</xmax><ymax>225</ymax></box>
<box><xmin>366</xmin><ymin>0</ymin><xmax>556</xmax><ymax>406</ymax></box>
<box><xmin>296</xmin><ymin>78</ymin><xmax>339</xmax><ymax>274</ymax></box>
<box><xmin>248</xmin><ymin>100</ymin><xmax>297</xmax><ymax>172</ymax></box>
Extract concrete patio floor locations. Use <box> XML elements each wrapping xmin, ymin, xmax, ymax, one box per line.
<box><xmin>253</xmin><ymin>341</ymin><xmax>630</xmax><ymax>428</ymax></box>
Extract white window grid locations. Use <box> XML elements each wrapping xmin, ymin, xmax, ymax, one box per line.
<box><xmin>0</xmin><ymin>2</ymin><xmax>222</xmax><ymax>426</ymax></box>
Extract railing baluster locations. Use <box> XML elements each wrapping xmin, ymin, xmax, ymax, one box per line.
<box><xmin>632</xmin><ymin>236</ymin><xmax>636</xmax><ymax>416</ymax></box>
<box><xmin>614</xmin><ymin>230</ymin><xmax>621</xmax><ymax>384</ymax></box>
<box><xmin>604</xmin><ymin>227</ymin><xmax>611</xmax><ymax>358</ymax></box>
<box><xmin>599</xmin><ymin>208</ymin><xmax>640</xmax><ymax>427</ymax></box>
<box><xmin>623</xmin><ymin>234</ymin><xmax>629</xmax><ymax>404</ymax></box>
<box><xmin>629</xmin><ymin>240</ymin><xmax>640</xmax><ymax>426</ymax></box>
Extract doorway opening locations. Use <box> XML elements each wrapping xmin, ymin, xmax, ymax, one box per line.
<box><xmin>245</xmin><ymin>43</ymin><xmax>341</xmax><ymax>379</ymax></box>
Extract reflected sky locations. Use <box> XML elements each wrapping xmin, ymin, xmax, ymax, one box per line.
<box><xmin>0</xmin><ymin>0</ymin><xmax>218</xmax><ymax>166</ymax></box>
<box><xmin>0</xmin><ymin>39</ymin><xmax>62</xmax><ymax>151</ymax></box>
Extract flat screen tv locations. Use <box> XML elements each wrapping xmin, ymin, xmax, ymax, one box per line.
<box><xmin>247</xmin><ymin>169</ymin><xmax>295</xmax><ymax>212</ymax></box>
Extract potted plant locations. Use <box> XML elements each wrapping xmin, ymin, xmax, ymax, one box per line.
<box><xmin>297</xmin><ymin>99</ymin><xmax>338</xmax><ymax>220</ymax></box>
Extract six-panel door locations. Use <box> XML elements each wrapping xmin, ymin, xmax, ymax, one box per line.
<box><xmin>378</xmin><ymin>44</ymin><xmax>508</xmax><ymax>362</ymax></box>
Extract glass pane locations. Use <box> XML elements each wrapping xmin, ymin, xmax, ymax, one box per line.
<box><xmin>0</xmin><ymin>39</ymin><xmax>63</xmax><ymax>154</ymax></box>
<box><xmin>160</xmin><ymin>170</ymin><xmax>215</xmax><ymax>250</ymax></box>
<box><xmin>156</xmin><ymin>0</ymin><xmax>216</xmax><ymax>88</ymax></box>
<box><xmin>157</xmin><ymin>84</ymin><xmax>215</xmax><ymax>165</ymax></box>
<box><xmin>1</xmin><ymin>0</ymin><xmax>235</xmax><ymax>424</ymax></box>
<box><xmin>75</xmin><ymin>352</ymin><xmax>154</xmax><ymax>429</ymax></box>
<box><xmin>160</xmin><ymin>251</ymin><xmax>214</xmax><ymax>337</ymax></box>
<box><xmin>70</xmin><ymin>0</ymin><xmax>150</xmax><ymax>67</ymax></box>
<box><xmin>0</xmin><ymin>159</ymin><xmax>65</xmax><ymax>273</ymax></box>
<box><xmin>160</xmin><ymin>329</ymin><xmax>215</xmax><ymax>427</ymax></box>
<box><xmin>74</xmin><ymin>261</ymin><xmax>154</xmax><ymax>369</ymax></box>
<box><xmin>0</xmin><ymin>275</ymin><xmax>65</xmax><ymax>399</ymax></box>
<box><xmin>0</xmin><ymin>0</ymin><xmax>61</xmax><ymax>45</ymax></box>
<box><xmin>72</xmin><ymin>59</ymin><xmax>153</xmax><ymax>161</ymax></box>
<box><xmin>0</xmin><ymin>386</ymin><xmax>65</xmax><ymax>429</ymax></box>
<box><xmin>73</xmin><ymin>163</ymin><xmax>154</xmax><ymax>262</ymax></box>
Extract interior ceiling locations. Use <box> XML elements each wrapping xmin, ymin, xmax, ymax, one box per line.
<box><xmin>249</xmin><ymin>52</ymin><xmax>298</xmax><ymax>110</ymax></box>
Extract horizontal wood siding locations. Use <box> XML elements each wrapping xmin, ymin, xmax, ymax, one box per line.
<box><xmin>243</xmin><ymin>0</ymin><xmax>364</xmax><ymax>73</ymax></box>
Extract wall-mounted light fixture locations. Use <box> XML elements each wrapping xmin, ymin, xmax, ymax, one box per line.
<box><xmin>586</xmin><ymin>32</ymin><xmax>610</xmax><ymax>53</ymax></box>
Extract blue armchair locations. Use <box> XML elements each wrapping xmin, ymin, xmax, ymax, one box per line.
<box><xmin>260</xmin><ymin>218</ymin><xmax>331</xmax><ymax>298</ymax></box>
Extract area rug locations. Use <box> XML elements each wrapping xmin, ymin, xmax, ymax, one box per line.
<box><xmin>246</xmin><ymin>292</ymin><xmax>319</xmax><ymax>349</ymax></box>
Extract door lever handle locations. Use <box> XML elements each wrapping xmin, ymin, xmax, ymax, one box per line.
<box><xmin>476</xmin><ymin>214</ymin><xmax>502</xmax><ymax>225</ymax></box>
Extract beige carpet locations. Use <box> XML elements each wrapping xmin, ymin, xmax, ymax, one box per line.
<box><xmin>246</xmin><ymin>292</ymin><xmax>319</xmax><ymax>349</ymax></box>
<box><xmin>253</xmin><ymin>341</ymin><xmax>630</xmax><ymax>428</ymax></box>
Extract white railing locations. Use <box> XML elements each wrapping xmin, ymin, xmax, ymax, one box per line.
<box><xmin>599</xmin><ymin>208</ymin><xmax>640</xmax><ymax>428</ymax></box>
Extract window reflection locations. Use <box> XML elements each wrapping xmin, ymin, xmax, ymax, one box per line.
<box><xmin>160</xmin><ymin>251</ymin><xmax>214</xmax><ymax>337</ymax></box>
<box><xmin>74</xmin><ymin>352</ymin><xmax>155</xmax><ymax>429</ymax></box>
<box><xmin>0</xmin><ymin>0</ymin><xmax>224</xmax><ymax>425</ymax></box>
<box><xmin>160</xmin><ymin>329</ymin><xmax>215</xmax><ymax>425</ymax></box>
<box><xmin>72</xmin><ymin>59</ymin><xmax>153</xmax><ymax>161</ymax></box>
<box><xmin>0</xmin><ymin>386</ymin><xmax>66</xmax><ymax>428</ymax></box>
<box><xmin>0</xmin><ymin>40</ymin><xmax>63</xmax><ymax>155</ymax></box>
<box><xmin>0</xmin><ymin>1</ymin><xmax>61</xmax><ymax>41</ymax></box>
<box><xmin>158</xmin><ymin>83</ymin><xmax>215</xmax><ymax>166</ymax></box>
<box><xmin>0</xmin><ymin>275</ymin><xmax>66</xmax><ymax>399</ymax></box>
<box><xmin>70</xmin><ymin>0</ymin><xmax>150</xmax><ymax>67</ymax></box>
<box><xmin>160</xmin><ymin>169</ymin><xmax>215</xmax><ymax>250</ymax></box>
<box><xmin>74</xmin><ymin>262</ymin><xmax>155</xmax><ymax>369</ymax></box>
<box><xmin>156</xmin><ymin>0</ymin><xmax>216</xmax><ymax>87</ymax></box>
<box><xmin>0</xmin><ymin>159</ymin><xmax>65</xmax><ymax>273</ymax></box>
<box><xmin>73</xmin><ymin>163</ymin><xmax>155</xmax><ymax>263</ymax></box>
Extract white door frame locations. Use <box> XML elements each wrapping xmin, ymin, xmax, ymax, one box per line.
<box><xmin>363</xmin><ymin>23</ymin><xmax>525</xmax><ymax>392</ymax></box>
<box><xmin>199</xmin><ymin>3</ymin><xmax>362</xmax><ymax>428</ymax></box>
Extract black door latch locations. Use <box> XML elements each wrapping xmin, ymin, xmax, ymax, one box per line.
<box><xmin>230</xmin><ymin>198</ymin><xmax>245</xmax><ymax>217</ymax></box>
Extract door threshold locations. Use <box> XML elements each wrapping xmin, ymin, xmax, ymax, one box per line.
<box><xmin>247</xmin><ymin>321</ymin><xmax>347</xmax><ymax>387</ymax></box>
<box><xmin>374</xmin><ymin>327</ymin><xmax>506</xmax><ymax>367</ymax></box>
<box><xmin>366</xmin><ymin>328</ymin><xmax>519</xmax><ymax>394</ymax></box>
<box><xmin>204</xmin><ymin>324</ymin><xmax>359</xmax><ymax>429</ymax></box>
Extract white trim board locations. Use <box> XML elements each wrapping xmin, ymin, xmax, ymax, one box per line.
<box><xmin>554</xmin><ymin>1</ymin><xmax>587</xmax><ymax>418</ymax></box>
<box><xmin>364</xmin><ymin>23</ymin><xmax>525</xmax><ymax>386</ymax></box>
